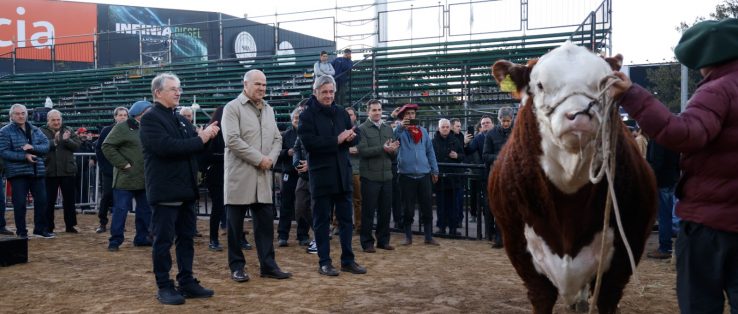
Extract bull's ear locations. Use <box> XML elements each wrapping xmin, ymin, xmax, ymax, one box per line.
<box><xmin>492</xmin><ymin>60</ymin><xmax>534</xmax><ymax>100</ymax></box>
<box><xmin>604</xmin><ymin>54</ymin><xmax>623</xmax><ymax>71</ymax></box>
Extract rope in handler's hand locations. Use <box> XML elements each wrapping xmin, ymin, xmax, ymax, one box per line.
<box><xmin>587</xmin><ymin>75</ymin><xmax>642</xmax><ymax>313</ymax></box>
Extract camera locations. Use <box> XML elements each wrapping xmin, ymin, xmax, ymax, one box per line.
<box><xmin>408</xmin><ymin>119</ymin><xmax>420</xmax><ymax>126</ymax></box>
<box><xmin>467</xmin><ymin>125</ymin><xmax>475</xmax><ymax>135</ymax></box>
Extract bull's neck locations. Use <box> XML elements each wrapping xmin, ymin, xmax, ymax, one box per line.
<box><xmin>539</xmin><ymin>140</ymin><xmax>595</xmax><ymax>194</ymax></box>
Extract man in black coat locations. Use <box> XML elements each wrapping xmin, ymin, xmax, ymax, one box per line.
<box><xmin>297</xmin><ymin>75</ymin><xmax>366</xmax><ymax>276</ymax></box>
<box><xmin>140</xmin><ymin>73</ymin><xmax>220</xmax><ymax>305</ymax></box>
<box><xmin>432</xmin><ymin>118</ymin><xmax>465</xmax><ymax>237</ymax></box>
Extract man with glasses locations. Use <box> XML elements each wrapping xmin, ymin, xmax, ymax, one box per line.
<box><xmin>140</xmin><ymin>73</ymin><xmax>220</xmax><ymax>305</ymax></box>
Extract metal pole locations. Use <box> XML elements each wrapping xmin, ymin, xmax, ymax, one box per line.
<box><xmin>168</xmin><ymin>19</ymin><xmax>172</xmax><ymax>64</ymax></box>
<box><xmin>12</xmin><ymin>49</ymin><xmax>16</xmax><ymax>75</ymax></box>
<box><xmin>139</xmin><ymin>31</ymin><xmax>143</xmax><ymax>68</ymax></box>
<box><xmin>51</xmin><ymin>44</ymin><xmax>55</xmax><ymax>72</ymax></box>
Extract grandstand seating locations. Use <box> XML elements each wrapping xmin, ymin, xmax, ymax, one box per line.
<box><xmin>0</xmin><ymin>29</ymin><xmax>607</xmax><ymax>131</ymax></box>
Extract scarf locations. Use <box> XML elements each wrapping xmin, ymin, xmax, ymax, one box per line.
<box><xmin>407</xmin><ymin>125</ymin><xmax>422</xmax><ymax>144</ymax></box>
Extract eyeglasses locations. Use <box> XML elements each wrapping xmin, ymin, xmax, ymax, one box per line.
<box><xmin>160</xmin><ymin>87</ymin><xmax>183</xmax><ymax>93</ymax></box>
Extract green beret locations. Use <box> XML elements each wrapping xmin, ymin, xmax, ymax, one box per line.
<box><xmin>675</xmin><ymin>18</ymin><xmax>738</xmax><ymax>70</ymax></box>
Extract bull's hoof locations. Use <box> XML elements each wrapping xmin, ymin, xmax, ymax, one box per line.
<box><xmin>568</xmin><ymin>300</ymin><xmax>589</xmax><ymax>313</ymax></box>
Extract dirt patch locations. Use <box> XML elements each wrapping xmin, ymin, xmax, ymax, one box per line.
<box><xmin>1</xmin><ymin>212</ymin><xmax>678</xmax><ymax>313</ymax></box>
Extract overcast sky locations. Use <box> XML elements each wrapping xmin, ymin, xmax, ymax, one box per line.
<box><xmin>70</xmin><ymin>0</ymin><xmax>726</xmax><ymax>65</ymax></box>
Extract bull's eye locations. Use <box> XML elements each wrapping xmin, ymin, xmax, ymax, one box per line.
<box><xmin>537</xmin><ymin>82</ymin><xmax>544</xmax><ymax>91</ymax></box>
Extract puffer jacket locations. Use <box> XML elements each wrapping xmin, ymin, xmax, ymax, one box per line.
<box><xmin>40</xmin><ymin>125</ymin><xmax>81</xmax><ymax>177</ymax></box>
<box><xmin>0</xmin><ymin>122</ymin><xmax>50</xmax><ymax>178</ymax></box>
<box><xmin>619</xmin><ymin>59</ymin><xmax>738</xmax><ymax>233</ymax></box>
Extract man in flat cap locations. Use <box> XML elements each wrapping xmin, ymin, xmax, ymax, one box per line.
<box><xmin>609</xmin><ymin>18</ymin><xmax>738</xmax><ymax>313</ymax></box>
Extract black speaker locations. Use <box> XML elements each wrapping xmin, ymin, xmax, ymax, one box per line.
<box><xmin>0</xmin><ymin>237</ymin><xmax>28</xmax><ymax>266</ymax></box>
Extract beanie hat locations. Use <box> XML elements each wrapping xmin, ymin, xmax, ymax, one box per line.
<box><xmin>129</xmin><ymin>100</ymin><xmax>152</xmax><ymax>117</ymax></box>
<box><xmin>674</xmin><ymin>18</ymin><xmax>738</xmax><ymax>70</ymax></box>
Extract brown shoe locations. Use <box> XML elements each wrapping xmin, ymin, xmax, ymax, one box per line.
<box><xmin>400</xmin><ymin>238</ymin><xmax>412</xmax><ymax>246</ymax></box>
<box><xmin>424</xmin><ymin>239</ymin><xmax>440</xmax><ymax>246</ymax></box>
<box><xmin>363</xmin><ymin>246</ymin><xmax>376</xmax><ymax>253</ymax></box>
<box><xmin>377</xmin><ymin>244</ymin><xmax>395</xmax><ymax>250</ymax></box>
<box><xmin>647</xmin><ymin>250</ymin><xmax>671</xmax><ymax>260</ymax></box>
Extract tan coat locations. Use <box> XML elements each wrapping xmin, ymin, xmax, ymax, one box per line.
<box><xmin>222</xmin><ymin>93</ymin><xmax>282</xmax><ymax>205</ymax></box>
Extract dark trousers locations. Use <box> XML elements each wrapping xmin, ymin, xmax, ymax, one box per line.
<box><xmin>109</xmin><ymin>189</ymin><xmax>151</xmax><ymax>247</ymax></box>
<box><xmin>391</xmin><ymin>171</ymin><xmax>403</xmax><ymax>227</ymax></box>
<box><xmin>294</xmin><ymin>177</ymin><xmax>313</xmax><ymax>233</ymax></box>
<box><xmin>9</xmin><ymin>176</ymin><xmax>47</xmax><ymax>236</ymax></box>
<box><xmin>151</xmin><ymin>202</ymin><xmax>197</xmax><ymax>289</ymax></box>
<box><xmin>399</xmin><ymin>174</ymin><xmax>433</xmax><ymax>241</ymax></box>
<box><xmin>435</xmin><ymin>188</ymin><xmax>459</xmax><ymax>232</ymax></box>
<box><xmin>0</xmin><ymin>177</ymin><xmax>6</xmax><ymax>229</ymax></box>
<box><xmin>313</xmin><ymin>191</ymin><xmax>354</xmax><ymax>267</ymax></box>
<box><xmin>360</xmin><ymin>178</ymin><xmax>392</xmax><ymax>249</ymax></box>
<box><xmin>97</xmin><ymin>172</ymin><xmax>113</xmax><ymax>226</ymax></box>
<box><xmin>207</xmin><ymin>183</ymin><xmax>225</xmax><ymax>243</ymax></box>
<box><xmin>45</xmin><ymin>176</ymin><xmax>77</xmax><ymax>231</ymax></box>
<box><xmin>657</xmin><ymin>186</ymin><xmax>675</xmax><ymax>253</ymax></box>
<box><xmin>676</xmin><ymin>221</ymin><xmax>738</xmax><ymax>314</ymax></box>
<box><xmin>227</xmin><ymin>203</ymin><xmax>278</xmax><ymax>273</ymax></box>
<box><xmin>278</xmin><ymin>174</ymin><xmax>308</xmax><ymax>241</ymax></box>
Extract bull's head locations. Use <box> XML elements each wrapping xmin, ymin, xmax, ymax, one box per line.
<box><xmin>492</xmin><ymin>42</ymin><xmax>623</xmax><ymax>192</ymax></box>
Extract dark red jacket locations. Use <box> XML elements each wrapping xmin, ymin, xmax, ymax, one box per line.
<box><xmin>619</xmin><ymin>59</ymin><xmax>738</xmax><ymax>232</ymax></box>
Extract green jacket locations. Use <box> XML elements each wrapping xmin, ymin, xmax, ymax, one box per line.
<box><xmin>102</xmin><ymin>119</ymin><xmax>145</xmax><ymax>190</ymax></box>
<box><xmin>40</xmin><ymin>125</ymin><xmax>81</xmax><ymax>177</ymax></box>
<box><xmin>357</xmin><ymin>119</ymin><xmax>395</xmax><ymax>182</ymax></box>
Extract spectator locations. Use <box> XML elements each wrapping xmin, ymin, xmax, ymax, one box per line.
<box><xmin>331</xmin><ymin>48</ymin><xmax>353</xmax><ymax>107</ymax></box>
<box><xmin>102</xmin><ymin>100</ymin><xmax>153</xmax><ymax>251</ymax></box>
<box><xmin>357</xmin><ymin>99</ymin><xmax>398</xmax><ymax>252</ymax></box>
<box><xmin>140</xmin><ymin>73</ymin><xmax>219</xmax><ymax>305</ymax></box>
<box><xmin>482</xmin><ymin>107</ymin><xmax>514</xmax><ymax>249</ymax></box>
<box><xmin>298</xmin><ymin>75</ymin><xmax>366</xmax><ymax>276</ymax></box>
<box><xmin>277</xmin><ymin>106</ymin><xmax>310</xmax><ymax>247</ymax></box>
<box><xmin>450</xmin><ymin>118</ymin><xmax>470</xmax><ymax>224</ymax></box>
<box><xmin>292</xmin><ymin>133</ymin><xmax>318</xmax><ymax>254</ymax></box>
<box><xmin>201</xmin><ymin>106</ymin><xmax>226</xmax><ymax>252</ymax></box>
<box><xmin>40</xmin><ymin>109</ymin><xmax>81</xmax><ymax>234</ymax></box>
<box><xmin>94</xmin><ymin>106</ymin><xmax>129</xmax><ymax>233</ymax></box>
<box><xmin>222</xmin><ymin>70</ymin><xmax>291</xmax><ymax>282</ymax></box>
<box><xmin>179</xmin><ymin>106</ymin><xmax>194</xmax><ymax>124</ymax></box>
<box><xmin>345</xmin><ymin>106</ymin><xmax>361</xmax><ymax>233</ymax></box>
<box><xmin>608</xmin><ymin>18</ymin><xmax>738</xmax><ymax>313</ymax></box>
<box><xmin>75</xmin><ymin>127</ymin><xmax>96</xmax><ymax>211</ymax></box>
<box><xmin>465</xmin><ymin>115</ymin><xmax>493</xmax><ymax>225</ymax></box>
<box><xmin>313</xmin><ymin>51</ymin><xmax>335</xmax><ymax>80</ymax></box>
<box><xmin>432</xmin><ymin>118</ymin><xmax>464</xmax><ymax>237</ymax></box>
<box><xmin>645</xmin><ymin>141</ymin><xmax>681</xmax><ymax>259</ymax></box>
<box><xmin>0</xmin><ymin>104</ymin><xmax>53</xmax><ymax>238</ymax></box>
<box><xmin>392</xmin><ymin>104</ymin><xmax>440</xmax><ymax>246</ymax></box>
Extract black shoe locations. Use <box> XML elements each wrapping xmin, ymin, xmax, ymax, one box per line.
<box><xmin>95</xmin><ymin>226</ymin><xmax>106</xmax><ymax>233</ymax></box>
<box><xmin>65</xmin><ymin>227</ymin><xmax>79</xmax><ymax>233</ymax></box>
<box><xmin>377</xmin><ymin>244</ymin><xmax>395</xmax><ymax>250</ymax></box>
<box><xmin>157</xmin><ymin>287</ymin><xmax>185</xmax><ymax>305</ymax></box>
<box><xmin>108</xmin><ymin>245</ymin><xmax>119</xmax><ymax>252</ymax></box>
<box><xmin>424</xmin><ymin>239</ymin><xmax>440</xmax><ymax>246</ymax></box>
<box><xmin>363</xmin><ymin>246</ymin><xmax>376</xmax><ymax>253</ymax></box>
<box><xmin>491</xmin><ymin>241</ymin><xmax>503</xmax><ymax>249</ymax></box>
<box><xmin>208</xmin><ymin>241</ymin><xmax>223</xmax><ymax>252</ymax></box>
<box><xmin>436</xmin><ymin>229</ymin><xmax>447</xmax><ymax>235</ymax></box>
<box><xmin>133</xmin><ymin>241</ymin><xmax>153</xmax><ymax>247</ymax></box>
<box><xmin>298</xmin><ymin>239</ymin><xmax>311</xmax><ymax>247</ymax></box>
<box><xmin>231</xmin><ymin>269</ymin><xmax>250</xmax><ymax>282</ymax></box>
<box><xmin>0</xmin><ymin>227</ymin><xmax>14</xmax><ymax>235</ymax></box>
<box><xmin>278</xmin><ymin>239</ymin><xmax>288</xmax><ymax>247</ymax></box>
<box><xmin>32</xmin><ymin>231</ymin><xmax>55</xmax><ymax>239</ymax></box>
<box><xmin>177</xmin><ymin>280</ymin><xmax>214</xmax><ymax>298</ymax></box>
<box><xmin>240</xmin><ymin>241</ymin><xmax>252</xmax><ymax>250</ymax></box>
<box><xmin>318</xmin><ymin>264</ymin><xmax>339</xmax><ymax>276</ymax></box>
<box><xmin>261</xmin><ymin>268</ymin><xmax>292</xmax><ymax>279</ymax></box>
<box><xmin>341</xmin><ymin>262</ymin><xmax>367</xmax><ymax>274</ymax></box>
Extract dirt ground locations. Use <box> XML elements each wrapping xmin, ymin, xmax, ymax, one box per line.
<box><xmin>0</xmin><ymin>212</ymin><xmax>680</xmax><ymax>314</ymax></box>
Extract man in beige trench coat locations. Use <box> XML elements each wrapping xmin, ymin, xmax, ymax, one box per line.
<box><xmin>222</xmin><ymin>70</ymin><xmax>292</xmax><ymax>282</ymax></box>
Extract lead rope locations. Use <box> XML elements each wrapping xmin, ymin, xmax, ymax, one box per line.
<box><xmin>587</xmin><ymin>75</ymin><xmax>641</xmax><ymax>314</ymax></box>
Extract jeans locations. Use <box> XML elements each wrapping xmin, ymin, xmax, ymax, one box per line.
<box><xmin>277</xmin><ymin>173</ymin><xmax>308</xmax><ymax>242</ymax></box>
<box><xmin>151</xmin><ymin>202</ymin><xmax>197</xmax><ymax>289</ymax></box>
<box><xmin>657</xmin><ymin>186</ymin><xmax>675</xmax><ymax>253</ymax></box>
<box><xmin>109</xmin><ymin>189</ymin><xmax>151</xmax><ymax>247</ymax></box>
<box><xmin>676</xmin><ymin>221</ymin><xmax>738</xmax><ymax>314</ymax></box>
<box><xmin>45</xmin><ymin>176</ymin><xmax>77</xmax><ymax>232</ymax></box>
<box><xmin>9</xmin><ymin>176</ymin><xmax>47</xmax><ymax>236</ymax></box>
<box><xmin>313</xmin><ymin>191</ymin><xmax>355</xmax><ymax>267</ymax></box>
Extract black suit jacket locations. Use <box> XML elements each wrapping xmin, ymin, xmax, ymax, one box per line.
<box><xmin>297</xmin><ymin>96</ymin><xmax>359</xmax><ymax>197</ymax></box>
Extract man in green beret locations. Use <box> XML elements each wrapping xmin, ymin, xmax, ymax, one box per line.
<box><xmin>609</xmin><ymin>18</ymin><xmax>738</xmax><ymax>313</ymax></box>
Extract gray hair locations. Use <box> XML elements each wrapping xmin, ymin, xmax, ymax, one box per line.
<box><xmin>438</xmin><ymin>118</ymin><xmax>450</xmax><ymax>128</ymax></box>
<box><xmin>151</xmin><ymin>72</ymin><xmax>180</xmax><ymax>99</ymax></box>
<box><xmin>113</xmin><ymin>106</ymin><xmax>128</xmax><ymax>117</ymax></box>
<box><xmin>498</xmin><ymin>107</ymin><xmax>514</xmax><ymax>121</ymax></box>
<box><xmin>290</xmin><ymin>106</ymin><xmax>303</xmax><ymax>120</ymax></box>
<box><xmin>9</xmin><ymin>103</ymin><xmax>26</xmax><ymax>122</ymax></box>
<box><xmin>47</xmin><ymin>109</ymin><xmax>62</xmax><ymax>120</ymax></box>
<box><xmin>313</xmin><ymin>75</ymin><xmax>336</xmax><ymax>91</ymax></box>
<box><xmin>179</xmin><ymin>106</ymin><xmax>193</xmax><ymax>115</ymax></box>
<box><xmin>243</xmin><ymin>69</ymin><xmax>263</xmax><ymax>82</ymax></box>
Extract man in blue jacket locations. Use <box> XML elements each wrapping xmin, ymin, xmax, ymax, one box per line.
<box><xmin>140</xmin><ymin>73</ymin><xmax>220</xmax><ymax>305</ymax></box>
<box><xmin>0</xmin><ymin>104</ymin><xmax>53</xmax><ymax>238</ymax></box>
<box><xmin>298</xmin><ymin>75</ymin><xmax>366</xmax><ymax>277</ymax></box>
<box><xmin>331</xmin><ymin>49</ymin><xmax>353</xmax><ymax>107</ymax></box>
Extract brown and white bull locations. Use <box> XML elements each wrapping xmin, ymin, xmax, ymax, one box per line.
<box><xmin>487</xmin><ymin>42</ymin><xmax>657</xmax><ymax>313</ymax></box>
